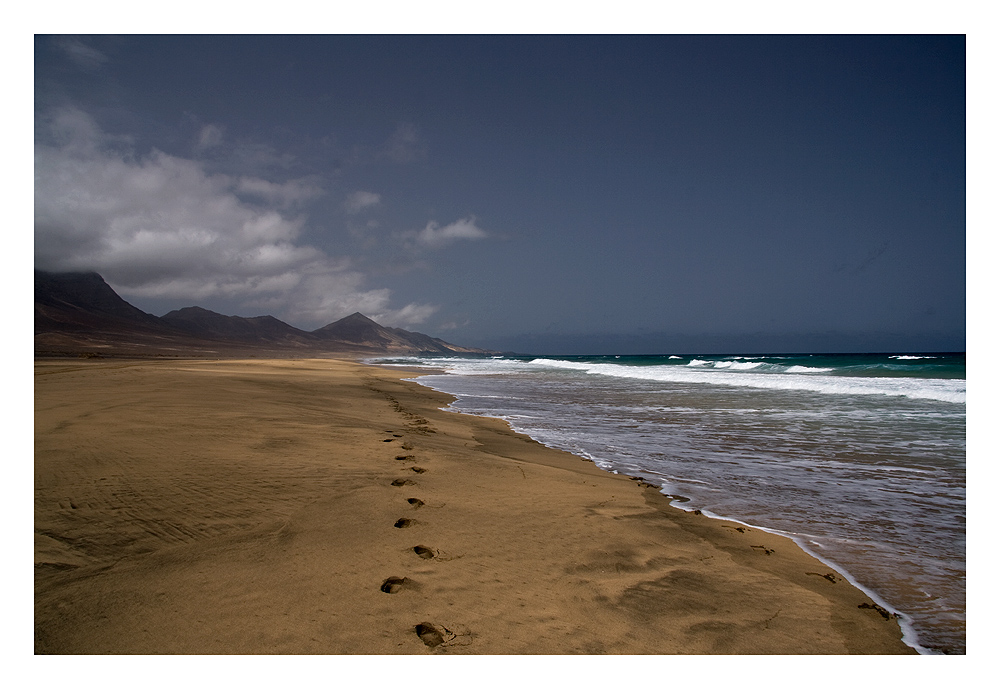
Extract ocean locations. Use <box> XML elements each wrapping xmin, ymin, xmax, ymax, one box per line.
<box><xmin>371</xmin><ymin>352</ymin><xmax>966</xmax><ymax>654</ymax></box>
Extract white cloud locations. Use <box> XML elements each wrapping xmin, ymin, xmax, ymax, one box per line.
<box><xmin>375</xmin><ymin>303</ymin><xmax>440</xmax><ymax>328</ymax></box>
<box><xmin>416</xmin><ymin>216</ymin><xmax>489</xmax><ymax>246</ymax></box>
<box><xmin>279</xmin><ymin>269</ymin><xmax>436</xmax><ymax>328</ymax></box>
<box><xmin>34</xmin><ymin>107</ymin><xmax>434</xmax><ymax>329</ymax></box>
<box><xmin>236</xmin><ymin>176</ymin><xmax>325</xmax><ymax>206</ymax></box>
<box><xmin>343</xmin><ymin>190</ymin><xmax>381</xmax><ymax>214</ymax></box>
<box><xmin>281</xmin><ymin>270</ymin><xmax>391</xmax><ymax>324</ymax></box>
<box><xmin>44</xmin><ymin>106</ymin><xmax>131</xmax><ymax>156</ymax></box>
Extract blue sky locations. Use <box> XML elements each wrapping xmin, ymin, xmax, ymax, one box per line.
<box><xmin>34</xmin><ymin>33</ymin><xmax>966</xmax><ymax>353</ymax></box>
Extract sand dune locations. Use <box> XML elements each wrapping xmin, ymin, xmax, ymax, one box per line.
<box><xmin>34</xmin><ymin>358</ymin><xmax>914</xmax><ymax>654</ymax></box>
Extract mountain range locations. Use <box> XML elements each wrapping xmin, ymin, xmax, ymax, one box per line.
<box><xmin>34</xmin><ymin>270</ymin><xmax>493</xmax><ymax>358</ymax></box>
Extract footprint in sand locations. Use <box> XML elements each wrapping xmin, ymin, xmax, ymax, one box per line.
<box><xmin>807</xmin><ymin>571</ymin><xmax>839</xmax><ymax>583</ymax></box>
<box><xmin>394</xmin><ymin>518</ymin><xmax>415</xmax><ymax>528</ymax></box>
<box><xmin>407</xmin><ymin>498</ymin><xmax>424</xmax><ymax>508</ymax></box>
<box><xmin>859</xmin><ymin>602</ymin><xmax>898</xmax><ymax>619</ymax></box>
<box><xmin>414</xmin><ymin>622</ymin><xmax>453</xmax><ymax>647</ymax></box>
<box><xmin>380</xmin><ymin>576</ymin><xmax>411</xmax><ymax>594</ymax></box>
<box><xmin>391</xmin><ymin>478</ymin><xmax>415</xmax><ymax>487</ymax></box>
<box><xmin>410</xmin><ymin>467</ymin><xmax>427</xmax><ymax>473</ymax></box>
<box><xmin>413</xmin><ymin>545</ymin><xmax>436</xmax><ymax>559</ymax></box>
<box><xmin>395</xmin><ymin>455</ymin><xmax>416</xmax><ymax>461</ymax></box>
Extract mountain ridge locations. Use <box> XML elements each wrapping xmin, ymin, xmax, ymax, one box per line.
<box><xmin>34</xmin><ymin>270</ymin><xmax>493</xmax><ymax>358</ymax></box>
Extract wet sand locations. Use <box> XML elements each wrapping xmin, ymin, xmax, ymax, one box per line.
<box><xmin>34</xmin><ymin>358</ymin><xmax>915</xmax><ymax>654</ymax></box>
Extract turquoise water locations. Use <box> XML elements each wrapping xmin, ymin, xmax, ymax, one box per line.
<box><xmin>373</xmin><ymin>352</ymin><xmax>966</xmax><ymax>654</ymax></box>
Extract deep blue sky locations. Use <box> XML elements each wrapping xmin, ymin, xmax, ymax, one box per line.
<box><xmin>34</xmin><ymin>35</ymin><xmax>965</xmax><ymax>353</ymax></box>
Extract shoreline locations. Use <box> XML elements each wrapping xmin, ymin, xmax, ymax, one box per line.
<box><xmin>387</xmin><ymin>359</ymin><xmax>945</xmax><ymax>654</ymax></box>
<box><xmin>404</xmin><ymin>374</ymin><xmax>927</xmax><ymax>653</ymax></box>
<box><xmin>35</xmin><ymin>357</ymin><xmax>915</xmax><ymax>654</ymax></box>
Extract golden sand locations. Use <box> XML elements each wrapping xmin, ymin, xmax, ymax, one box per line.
<box><xmin>34</xmin><ymin>358</ymin><xmax>914</xmax><ymax>654</ymax></box>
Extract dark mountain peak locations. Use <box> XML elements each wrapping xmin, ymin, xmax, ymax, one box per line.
<box><xmin>313</xmin><ymin>311</ymin><xmax>389</xmax><ymax>344</ymax></box>
<box><xmin>161</xmin><ymin>306</ymin><xmax>311</xmax><ymax>344</ymax></box>
<box><xmin>35</xmin><ymin>270</ymin><xmax>495</xmax><ymax>357</ymax></box>
<box><xmin>36</xmin><ymin>269</ymin><xmax>105</xmax><ymax>285</ymax></box>
<box><xmin>35</xmin><ymin>269</ymin><xmax>162</xmax><ymax>329</ymax></box>
<box><xmin>340</xmin><ymin>312</ymin><xmax>379</xmax><ymax>325</ymax></box>
<box><xmin>162</xmin><ymin>305</ymin><xmax>231</xmax><ymax>321</ymax></box>
<box><xmin>163</xmin><ymin>307</ymin><xmax>287</xmax><ymax>327</ymax></box>
<box><xmin>37</xmin><ymin>269</ymin><xmax>132</xmax><ymax>312</ymax></box>
<box><xmin>166</xmin><ymin>305</ymin><xmax>212</xmax><ymax>315</ymax></box>
<box><xmin>161</xmin><ymin>305</ymin><xmax>216</xmax><ymax>321</ymax></box>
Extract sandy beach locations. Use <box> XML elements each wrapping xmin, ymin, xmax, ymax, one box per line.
<box><xmin>34</xmin><ymin>358</ymin><xmax>914</xmax><ymax>654</ymax></box>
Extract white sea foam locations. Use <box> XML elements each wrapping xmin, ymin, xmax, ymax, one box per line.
<box><xmin>375</xmin><ymin>356</ymin><xmax>965</xmax><ymax>404</ymax></box>
<box><xmin>526</xmin><ymin>358</ymin><xmax>965</xmax><ymax>404</ymax></box>
<box><xmin>392</xmin><ymin>356</ymin><xmax>965</xmax><ymax>404</ymax></box>
<box><xmin>712</xmin><ymin>361</ymin><xmax>765</xmax><ymax>370</ymax></box>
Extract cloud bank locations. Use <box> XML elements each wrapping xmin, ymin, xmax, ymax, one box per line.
<box><xmin>34</xmin><ymin>107</ymin><xmax>435</xmax><ymax>328</ymax></box>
